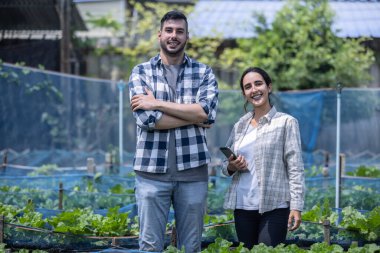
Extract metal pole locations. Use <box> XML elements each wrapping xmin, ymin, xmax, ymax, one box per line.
<box><xmin>117</xmin><ymin>80</ymin><xmax>126</xmax><ymax>167</ymax></box>
<box><xmin>335</xmin><ymin>83</ymin><xmax>342</xmax><ymax>214</ymax></box>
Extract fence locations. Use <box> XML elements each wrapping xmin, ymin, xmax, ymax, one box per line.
<box><xmin>1</xmin><ymin>63</ymin><xmax>379</xmax><ymax>168</ymax></box>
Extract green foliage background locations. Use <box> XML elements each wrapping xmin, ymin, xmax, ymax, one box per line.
<box><xmin>79</xmin><ymin>0</ymin><xmax>375</xmax><ymax>89</ymax></box>
<box><xmin>218</xmin><ymin>0</ymin><xmax>375</xmax><ymax>90</ymax></box>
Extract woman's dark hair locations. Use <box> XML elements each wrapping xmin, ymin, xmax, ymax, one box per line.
<box><xmin>239</xmin><ymin>67</ymin><xmax>273</xmax><ymax>112</ymax></box>
<box><xmin>160</xmin><ymin>10</ymin><xmax>188</xmax><ymax>32</ymax></box>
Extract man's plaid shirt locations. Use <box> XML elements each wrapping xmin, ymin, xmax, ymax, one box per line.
<box><xmin>128</xmin><ymin>54</ymin><xmax>218</xmax><ymax>173</ymax></box>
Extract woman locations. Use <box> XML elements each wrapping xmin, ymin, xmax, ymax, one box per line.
<box><xmin>222</xmin><ymin>67</ymin><xmax>305</xmax><ymax>249</ymax></box>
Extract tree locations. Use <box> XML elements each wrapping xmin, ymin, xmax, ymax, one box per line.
<box><xmin>219</xmin><ymin>0</ymin><xmax>375</xmax><ymax>90</ymax></box>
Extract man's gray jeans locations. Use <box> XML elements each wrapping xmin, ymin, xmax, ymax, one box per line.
<box><xmin>135</xmin><ymin>176</ymin><xmax>208</xmax><ymax>252</ymax></box>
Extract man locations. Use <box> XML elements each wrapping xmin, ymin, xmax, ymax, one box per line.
<box><xmin>128</xmin><ymin>10</ymin><xmax>218</xmax><ymax>252</ymax></box>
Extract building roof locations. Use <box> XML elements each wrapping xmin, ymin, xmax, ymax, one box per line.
<box><xmin>0</xmin><ymin>0</ymin><xmax>87</xmax><ymax>39</ymax></box>
<box><xmin>188</xmin><ymin>0</ymin><xmax>380</xmax><ymax>39</ymax></box>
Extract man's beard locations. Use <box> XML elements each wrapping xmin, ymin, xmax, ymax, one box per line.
<box><xmin>160</xmin><ymin>40</ymin><xmax>186</xmax><ymax>57</ymax></box>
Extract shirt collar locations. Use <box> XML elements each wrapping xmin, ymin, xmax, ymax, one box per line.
<box><xmin>242</xmin><ymin>106</ymin><xmax>277</xmax><ymax>123</ymax></box>
<box><xmin>153</xmin><ymin>53</ymin><xmax>191</xmax><ymax>67</ymax></box>
<box><xmin>260</xmin><ymin>106</ymin><xmax>277</xmax><ymax>123</ymax></box>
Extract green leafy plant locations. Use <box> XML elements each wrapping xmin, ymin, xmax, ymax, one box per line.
<box><xmin>304</xmin><ymin>165</ymin><xmax>324</xmax><ymax>177</ymax></box>
<box><xmin>303</xmin><ymin>198</ymin><xmax>338</xmax><ymax>224</ymax></box>
<box><xmin>201</xmin><ymin>237</ymin><xmax>249</xmax><ymax>253</ymax></box>
<box><xmin>340</xmin><ymin>206</ymin><xmax>380</xmax><ymax>241</ymax></box>
<box><xmin>0</xmin><ymin>202</ymin><xmax>21</xmax><ymax>222</ymax></box>
<box><xmin>109</xmin><ymin>184</ymin><xmax>134</xmax><ymax>194</ymax></box>
<box><xmin>47</xmin><ymin>206</ymin><xmax>134</xmax><ymax>236</ymax></box>
<box><xmin>300</xmin><ymin>199</ymin><xmax>380</xmax><ymax>242</ymax></box>
<box><xmin>92</xmin><ymin>206</ymin><xmax>133</xmax><ymax>236</ymax></box>
<box><xmin>0</xmin><ymin>201</ymin><xmax>47</xmax><ymax>229</ymax></box>
<box><xmin>2</xmin><ymin>197</ymin><xmax>380</xmax><ymax>251</ymax></box>
<box><xmin>305</xmin><ymin>185</ymin><xmax>379</xmax><ymax>211</ymax></box>
<box><xmin>0</xmin><ymin>244</ymin><xmax>48</xmax><ymax>253</ymax></box>
<box><xmin>86</xmin><ymin>13</ymin><xmax>122</xmax><ymax>34</ymax></box>
<box><xmin>346</xmin><ymin>165</ymin><xmax>380</xmax><ymax>178</ymax></box>
<box><xmin>27</xmin><ymin>164</ymin><xmax>59</xmax><ymax>176</ymax></box>
<box><xmin>347</xmin><ymin>244</ymin><xmax>380</xmax><ymax>253</ymax></box>
<box><xmin>0</xmin><ymin>182</ymin><xmax>135</xmax><ymax>210</ymax></box>
<box><xmin>164</xmin><ymin>239</ymin><xmax>380</xmax><ymax>253</ymax></box>
<box><xmin>164</xmin><ymin>245</ymin><xmax>185</xmax><ymax>253</ymax></box>
<box><xmin>308</xmin><ymin>242</ymin><xmax>344</xmax><ymax>253</ymax></box>
<box><xmin>203</xmin><ymin>212</ymin><xmax>236</xmax><ymax>241</ymax></box>
<box><xmin>17</xmin><ymin>202</ymin><xmax>46</xmax><ymax>228</ymax></box>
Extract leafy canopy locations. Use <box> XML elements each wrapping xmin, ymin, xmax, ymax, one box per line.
<box><xmin>219</xmin><ymin>0</ymin><xmax>375</xmax><ymax>90</ymax></box>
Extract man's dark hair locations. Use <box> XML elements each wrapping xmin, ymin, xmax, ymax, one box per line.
<box><xmin>160</xmin><ymin>10</ymin><xmax>188</xmax><ymax>32</ymax></box>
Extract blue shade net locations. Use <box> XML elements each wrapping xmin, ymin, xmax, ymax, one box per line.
<box><xmin>1</xmin><ymin>63</ymin><xmax>379</xmax><ymax>251</ymax></box>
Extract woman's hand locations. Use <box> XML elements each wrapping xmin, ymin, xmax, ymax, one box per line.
<box><xmin>227</xmin><ymin>155</ymin><xmax>248</xmax><ymax>174</ymax></box>
<box><xmin>288</xmin><ymin>210</ymin><xmax>302</xmax><ymax>231</ymax></box>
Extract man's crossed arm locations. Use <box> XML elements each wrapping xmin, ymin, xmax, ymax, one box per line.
<box><xmin>130</xmin><ymin>87</ymin><xmax>210</xmax><ymax>130</ymax></box>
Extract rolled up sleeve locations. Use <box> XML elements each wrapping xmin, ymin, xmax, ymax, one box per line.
<box><xmin>198</xmin><ymin>67</ymin><xmax>218</xmax><ymax>124</ymax></box>
<box><xmin>128</xmin><ymin>67</ymin><xmax>163</xmax><ymax>130</ymax></box>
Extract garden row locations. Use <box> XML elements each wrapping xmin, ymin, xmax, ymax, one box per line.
<box><xmin>0</xmin><ymin>175</ymin><xmax>379</xmax><ymax>212</ymax></box>
<box><xmin>0</xmin><ymin>200</ymin><xmax>379</xmax><ymax>251</ymax></box>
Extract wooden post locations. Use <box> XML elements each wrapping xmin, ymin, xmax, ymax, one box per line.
<box><xmin>339</xmin><ymin>153</ymin><xmax>345</xmax><ymax>176</ymax></box>
<box><xmin>208</xmin><ymin>166</ymin><xmax>216</xmax><ymax>176</ymax></box>
<box><xmin>111</xmin><ymin>150</ymin><xmax>119</xmax><ymax>174</ymax></box>
<box><xmin>323</xmin><ymin>220</ymin><xmax>331</xmax><ymax>245</ymax></box>
<box><xmin>105</xmin><ymin>152</ymin><xmax>112</xmax><ymax>174</ymax></box>
<box><xmin>170</xmin><ymin>225</ymin><xmax>177</xmax><ymax>247</ymax></box>
<box><xmin>59</xmin><ymin>182</ymin><xmax>63</xmax><ymax>210</ymax></box>
<box><xmin>322</xmin><ymin>152</ymin><xmax>329</xmax><ymax>177</ymax></box>
<box><xmin>0</xmin><ymin>215</ymin><xmax>4</xmax><ymax>243</ymax></box>
<box><xmin>1</xmin><ymin>150</ymin><xmax>7</xmax><ymax>170</ymax></box>
<box><xmin>87</xmin><ymin>158</ymin><xmax>96</xmax><ymax>174</ymax></box>
<box><xmin>111</xmin><ymin>237</ymin><xmax>119</xmax><ymax>246</ymax></box>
